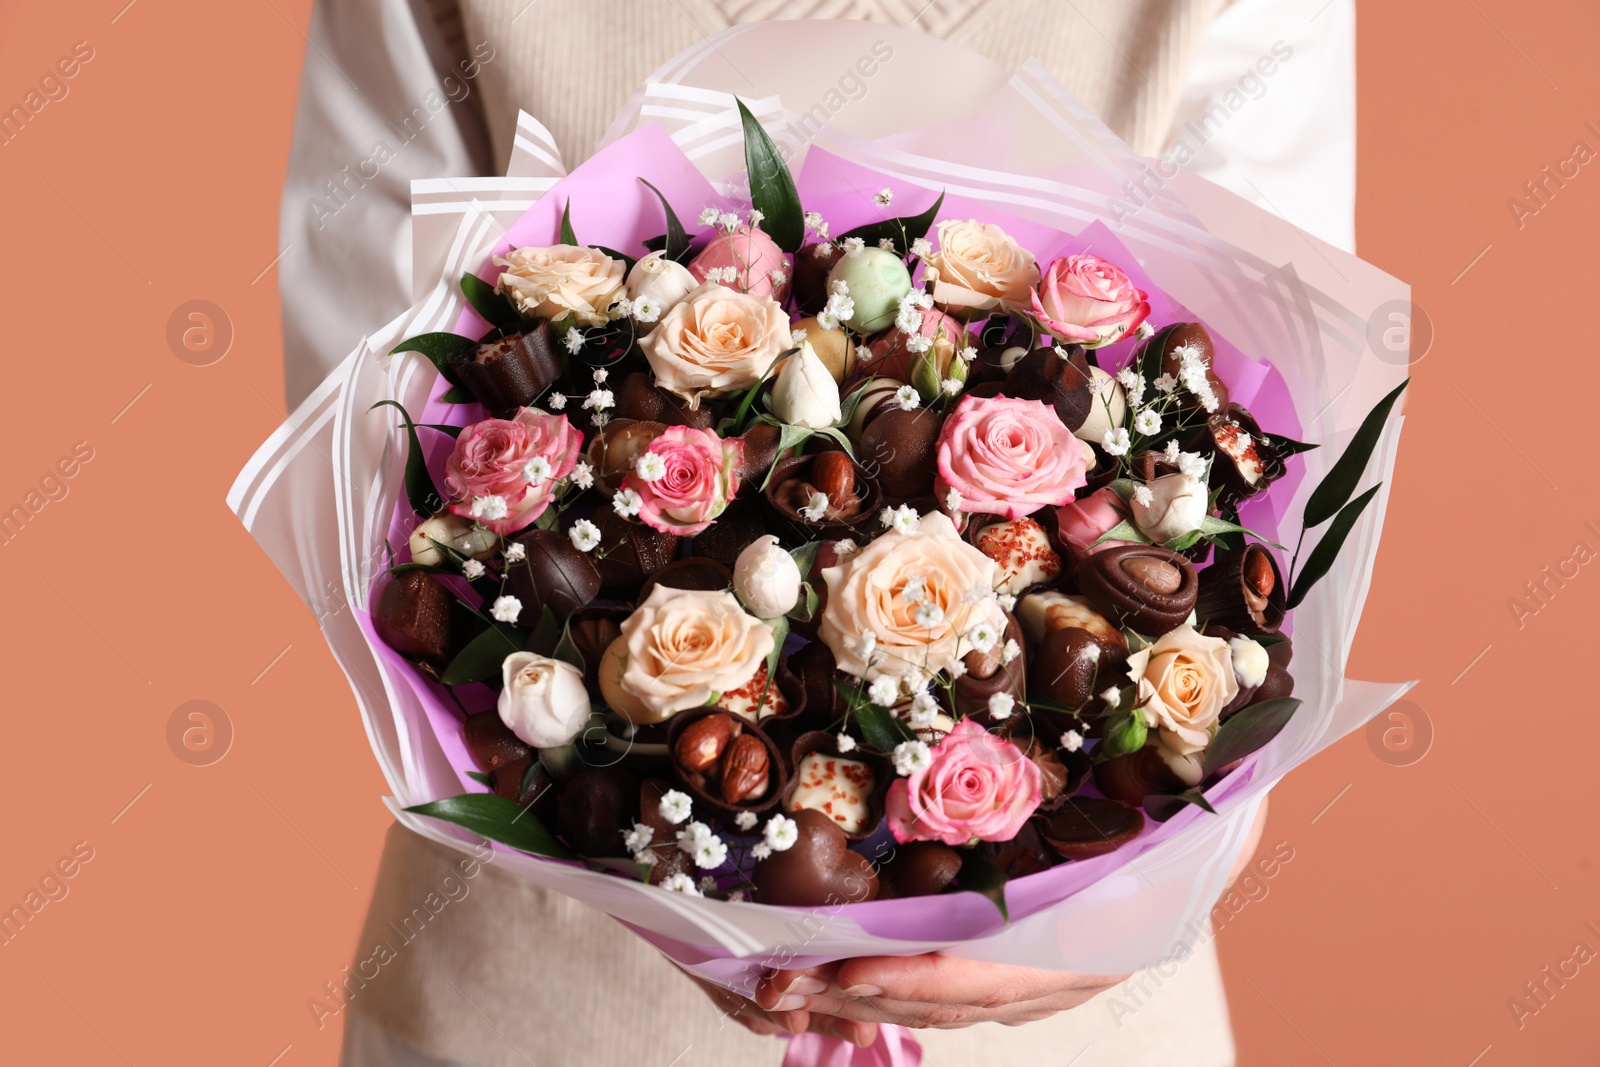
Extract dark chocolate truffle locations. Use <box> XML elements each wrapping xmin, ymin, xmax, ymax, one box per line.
<box><xmin>503</xmin><ymin>528</ymin><xmax>602</xmax><ymax>618</ymax></box>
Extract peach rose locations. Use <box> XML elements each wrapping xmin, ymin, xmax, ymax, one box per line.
<box><xmin>1126</xmin><ymin>625</ymin><xmax>1239</xmax><ymax>755</ymax></box>
<box><xmin>819</xmin><ymin>511</ymin><xmax>1008</xmax><ymax>683</ymax></box>
<box><xmin>493</xmin><ymin>245</ymin><xmax>625</xmax><ymax>327</ymax></box>
<box><xmin>640</xmin><ymin>282</ymin><xmax>791</xmax><ymax>409</ymax></box>
<box><xmin>614</xmin><ymin>586</ymin><xmax>775</xmax><ymax>722</ymax></box>
<box><xmin>926</xmin><ymin>219</ymin><xmax>1039</xmax><ymax>316</ymax></box>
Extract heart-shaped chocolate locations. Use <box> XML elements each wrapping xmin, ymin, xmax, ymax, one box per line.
<box><xmin>753</xmin><ymin>808</ymin><xmax>880</xmax><ymax>907</ymax></box>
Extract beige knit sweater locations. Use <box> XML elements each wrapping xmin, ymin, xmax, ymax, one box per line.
<box><xmin>347</xmin><ymin>4</ymin><xmax>1237</xmax><ymax>1065</ymax></box>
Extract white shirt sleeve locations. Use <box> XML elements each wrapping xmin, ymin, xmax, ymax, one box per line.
<box><xmin>279</xmin><ymin>0</ymin><xmax>491</xmax><ymax>408</ymax></box>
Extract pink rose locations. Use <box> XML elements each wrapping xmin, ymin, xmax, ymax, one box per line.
<box><xmin>621</xmin><ymin>425</ymin><xmax>743</xmax><ymax>536</ymax></box>
<box><xmin>444</xmin><ymin>409</ymin><xmax>581</xmax><ymax>534</ymax></box>
<box><xmin>934</xmin><ymin>395</ymin><xmax>1093</xmax><ymax>519</ymax></box>
<box><xmin>886</xmin><ymin>719</ymin><xmax>1042</xmax><ymax>846</ymax></box>
<box><xmin>1031</xmin><ymin>254</ymin><xmax>1150</xmax><ymax>348</ymax></box>
<box><xmin>688</xmin><ymin>225</ymin><xmax>793</xmax><ymax>302</ymax></box>
<box><xmin>1056</xmin><ymin>487</ymin><xmax>1133</xmax><ymax>556</ymax></box>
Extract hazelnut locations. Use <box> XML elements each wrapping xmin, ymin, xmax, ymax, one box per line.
<box><xmin>674</xmin><ymin>713</ymin><xmax>738</xmax><ymax>773</ymax></box>
<box><xmin>1245</xmin><ymin>550</ymin><xmax>1276</xmax><ymax>597</ymax></box>
<box><xmin>963</xmin><ymin>648</ymin><xmax>1000</xmax><ymax>680</ymax></box>
<box><xmin>719</xmin><ymin>734</ymin><xmax>772</xmax><ymax>805</ymax></box>
<box><xmin>810</xmin><ymin>451</ymin><xmax>857</xmax><ymax>503</ymax></box>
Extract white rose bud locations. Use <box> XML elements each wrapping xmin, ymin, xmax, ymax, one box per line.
<box><xmin>770</xmin><ymin>341</ymin><xmax>842</xmax><ymax>429</ymax></box>
<box><xmin>409</xmin><ymin>511</ymin><xmax>499</xmax><ymax>566</ymax></box>
<box><xmin>1229</xmin><ymin>635</ymin><xmax>1269</xmax><ymax>690</ymax></box>
<box><xmin>625</xmin><ymin>251</ymin><xmax>697</xmax><ymax>319</ymax></box>
<box><xmin>497</xmin><ymin>652</ymin><xmax>591</xmax><ymax>749</ymax></box>
<box><xmin>1074</xmin><ymin>366</ymin><xmax>1127</xmax><ymax>446</ymax></box>
<box><xmin>1130</xmin><ymin>472</ymin><xmax>1208</xmax><ymax>546</ymax></box>
<box><xmin>732</xmin><ymin>535</ymin><xmax>803</xmax><ymax>619</ymax></box>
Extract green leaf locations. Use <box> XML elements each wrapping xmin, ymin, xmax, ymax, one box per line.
<box><xmin>1264</xmin><ymin>432</ymin><xmax>1318</xmax><ymax>457</ymax></box>
<box><xmin>789</xmin><ymin>541</ymin><xmax>823</xmax><ymax>576</ymax></box>
<box><xmin>404</xmin><ymin>794</ymin><xmax>575</xmax><ymax>859</ymax></box>
<box><xmin>390</xmin><ymin>332</ymin><xmax>476</xmax><ymax>387</ymax></box>
<box><xmin>441</xmin><ymin>385</ymin><xmax>475</xmax><ymax>404</ymax></box>
<box><xmin>460</xmin><ymin>272</ymin><xmax>520</xmax><ymax>330</ymax></box>
<box><xmin>559</xmin><ymin>199</ymin><xmax>577</xmax><ymax>245</ymax></box>
<box><xmin>956</xmin><ymin>855</ymin><xmax>1009</xmax><ymax>921</ymax></box>
<box><xmin>737</xmin><ymin>98</ymin><xmax>804</xmax><ymax>252</ymax></box>
<box><xmin>787</xmin><ymin>582</ymin><xmax>820</xmax><ymax>623</ymax></box>
<box><xmin>1288</xmin><ymin>482</ymin><xmax>1382</xmax><ymax>609</ymax></box>
<box><xmin>838</xmin><ymin>191</ymin><xmax>947</xmax><ymax>259</ymax></box>
<box><xmin>1197</xmin><ymin>514</ymin><xmax>1283</xmax><ymax>550</ymax></box>
<box><xmin>440</xmin><ymin>623</ymin><xmax>524</xmax><ymax>686</ymax></box>
<box><xmin>754</xmin><ymin>616</ymin><xmax>790</xmax><ymax>717</ymax></box>
<box><xmin>465</xmin><ymin>770</ymin><xmax>494</xmax><ymax>787</ymax></box>
<box><xmin>838</xmin><ymin>682</ymin><xmax>914</xmax><ymax>750</ymax></box>
<box><xmin>1205</xmin><ymin>697</ymin><xmax>1301</xmax><ymax>775</ymax></box>
<box><xmin>1144</xmin><ymin>787</ymin><xmax>1217</xmax><ymax>822</ymax></box>
<box><xmin>416</xmin><ymin>422</ymin><xmax>464</xmax><ymax>438</ymax></box>
<box><xmin>838</xmin><ymin>190</ymin><xmax>945</xmax><ymax>258</ymax></box>
<box><xmin>526</xmin><ymin>606</ymin><xmax>560</xmax><ymax>657</ymax></box>
<box><xmin>553</xmin><ymin>617</ymin><xmax>585</xmax><ymax>672</ymax></box>
<box><xmin>731</xmin><ymin>348</ymin><xmax>793</xmax><ymax>432</ymax></box>
<box><xmin>370</xmin><ymin>400</ymin><xmax>444</xmax><ymax>519</ymax></box>
<box><xmin>1097</xmin><ymin>707</ymin><xmax>1148</xmax><ymax>761</ymax></box>
<box><xmin>1302</xmin><ymin>378</ymin><xmax>1408</xmax><ymax>529</ymax></box>
<box><xmin>639</xmin><ymin>179</ymin><xmax>691</xmax><ymax>261</ymax></box>
<box><xmin>1091</xmin><ymin>519</ymin><xmax>1149</xmax><ymax>548</ymax></box>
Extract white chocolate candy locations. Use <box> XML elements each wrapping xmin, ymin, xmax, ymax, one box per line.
<box><xmin>789</xmin><ymin>751</ymin><xmax>875</xmax><ymax>834</ymax></box>
<box><xmin>975</xmin><ymin>518</ymin><xmax>1062</xmax><ymax>595</ymax></box>
<box><xmin>715</xmin><ymin>662</ymin><xmax>788</xmax><ymax>722</ymax></box>
<box><xmin>1017</xmin><ymin>590</ymin><xmax>1120</xmax><ymax>646</ymax></box>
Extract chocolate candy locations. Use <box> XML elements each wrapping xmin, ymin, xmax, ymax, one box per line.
<box><xmin>1028</xmin><ymin>627</ymin><xmax>1107</xmax><ymax>711</ymax></box>
<box><xmin>876</xmin><ymin>842</ymin><xmax>962</xmax><ymax>900</ymax></box>
<box><xmin>452</xmin><ymin>323</ymin><xmax>561</xmax><ymax>416</ymax></box>
<box><xmin>687</xmin><ymin>500</ymin><xmax>766</xmax><ymax>573</ymax></box>
<box><xmin>1190</xmin><ymin>404</ymin><xmax>1285</xmax><ymax>504</ymax></box>
<box><xmin>792</xmin><ymin>244</ymin><xmax>845</xmax><ymax>317</ymax></box>
<box><xmin>613</xmin><ymin>370</ymin><xmax>713</xmax><ymax>429</ymax></box>
<box><xmin>591</xmin><ymin>509</ymin><xmax>680</xmax><ymax>599</ymax></box>
<box><xmin>1140</xmin><ymin>322</ymin><xmax>1228</xmax><ymax>411</ymax></box>
<box><xmin>637</xmin><ymin>557</ymin><xmax>732</xmax><ymax>601</ymax></box>
<box><xmin>1092</xmin><ymin>747</ymin><xmax>1188</xmax><ymax>807</ymax></box>
<box><xmin>973</xmin><ymin>518</ymin><xmax>1062</xmax><ymax>595</ymax></box>
<box><xmin>565</xmin><ymin>608</ymin><xmax>625</xmax><ymax>696</ymax></box>
<box><xmin>735</xmin><ymin>421</ymin><xmax>783</xmax><ymax>495</ymax></box>
<box><xmin>763</xmin><ymin>453</ymin><xmax>883</xmax><ymax>545</ymax></box>
<box><xmin>974</xmin><ymin>820</ymin><xmax>1054</xmax><ymax>878</ymax></box>
<box><xmin>998</xmin><ymin>345</ymin><xmax>1093</xmax><ymax>432</ymax></box>
<box><xmin>783</xmin><ymin>732</ymin><xmax>891</xmax><ymax>841</ymax></box>
<box><xmin>1038</xmin><ymin>798</ymin><xmax>1146</xmax><ymax>860</ymax></box>
<box><xmin>855</xmin><ymin>406</ymin><xmax>941</xmax><ymax>502</ymax></box>
<box><xmin>1075</xmin><ymin>545</ymin><xmax>1198</xmax><ymax>636</ymax></box>
<box><xmin>585</xmin><ymin>419</ymin><xmax>665</xmax><ymax>497</ymax></box>
<box><xmin>556</xmin><ymin>766</ymin><xmax>639</xmax><ymax>856</ymax></box>
<box><xmin>714</xmin><ymin>659</ymin><xmax>801</xmax><ymax>723</ymax></box>
<box><xmin>637</xmin><ymin>778</ymin><xmax>693</xmax><ymax>885</ymax></box>
<box><xmin>790</xmin><ymin>641</ymin><xmax>848</xmax><ymax>730</ymax></box>
<box><xmin>1195</xmin><ymin>544</ymin><xmax>1285</xmax><ymax>634</ymax></box>
<box><xmin>1016</xmin><ymin>590</ymin><xmax>1124</xmax><ymax>652</ymax></box>
<box><xmin>665</xmin><ymin>708</ymin><xmax>785</xmax><ymax>816</ymax></box>
<box><xmin>373</xmin><ymin>570</ymin><xmax>477</xmax><ymax>669</ymax></box>
<box><xmin>949</xmin><ymin>613</ymin><xmax>1025</xmax><ymax>720</ymax></box>
<box><xmin>503</xmin><ymin>528</ymin><xmax>602</xmax><ymax>619</ymax></box>
<box><xmin>752</xmin><ymin>808</ymin><xmax>879</xmax><ymax>906</ymax></box>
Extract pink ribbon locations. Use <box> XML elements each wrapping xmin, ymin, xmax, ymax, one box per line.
<box><xmin>781</xmin><ymin>1025</ymin><xmax>923</xmax><ymax>1067</ymax></box>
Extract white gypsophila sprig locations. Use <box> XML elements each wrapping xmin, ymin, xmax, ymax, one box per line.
<box><xmin>659</xmin><ymin>789</ymin><xmax>692</xmax><ymax>824</ymax></box>
<box><xmin>568</xmin><ymin>519</ymin><xmax>601</xmax><ymax>553</ymax></box>
<box><xmin>893</xmin><ymin>740</ymin><xmax>932</xmax><ymax>777</ymax></box>
<box><xmin>763</xmin><ymin>814</ymin><xmax>798</xmax><ymax>852</ymax></box>
<box><xmin>867</xmin><ymin>675</ymin><xmax>900</xmax><ymax>707</ymax></box>
<box><xmin>491</xmin><ymin>595</ymin><xmax>522</xmax><ymax>624</ymax></box>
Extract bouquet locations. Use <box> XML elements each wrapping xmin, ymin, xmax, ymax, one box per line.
<box><xmin>233</xmin><ymin>21</ymin><xmax>1411</xmax><ymax>1061</ymax></box>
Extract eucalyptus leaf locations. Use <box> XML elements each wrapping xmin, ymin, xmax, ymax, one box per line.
<box><xmin>1204</xmin><ymin>697</ymin><xmax>1301</xmax><ymax>776</ymax></box>
<box><xmin>737</xmin><ymin>98</ymin><xmax>804</xmax><ymax>251</ymax></box>
<box><xmin>1302</xmin><ymin>378</ymin><xmax>1408</xmax><ymax>529</ymax></box>
<box><xmin>639</xmin><ymin>179</ymin><xmax>691</xmax><ymax>261</ymax></box>
<box><xmin>956</xmin><ymin>854</ymin><xmax>1010</xmax><ymax>922</ymax></box>
<box><xmin>370</xmin><ymin>400</ymin><xmax>444</xmax><ymax>519</ymax></box>
<box><xmin>460</xmin><ymin>272</ymin><xmax>520</xmax><ymax>330</ymax></box>
<box><xmin>838</xmin><ymin>190</ymin><xmax>946</xmax><ymax>258</ymax></box>
<box><xmin>440</xmin><ymin>623</ymin><xmax>524</xmax><ymax>686</ymax></box>
<box><xmin>559</xmin><ymin>199</ymin><xmax>577</xmax><ymax>245</ymax></box>
<box><xmin>1289</xmin><ymin>482</ymin><xmax>1382</xmax><ymax>609</ymax></box>
<box><xmin>390</xmin><ymin>332</ymin><xmax>476</xmax><ymax>386</ymax></box>
<box><xmin>404</xmin><ymin>794</ymin><xmax>574</xmax><ymax>859</ymax></box>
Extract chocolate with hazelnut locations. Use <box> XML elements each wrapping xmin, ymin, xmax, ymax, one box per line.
<box><xmin>1075</xmin><ymin>545</ymin><xmax>1198</xmax><ymax>636</ymax></box>
<box><xmin>1195</xmin><ymin>544</ymin><xmax>1286</xmax><ymax>634</ymax></box>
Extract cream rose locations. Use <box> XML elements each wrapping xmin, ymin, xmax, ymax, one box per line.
<box><xmin>927</xmin><ymin>219</ymin><xmax>1040</xmax><ymax>316</ymax></box>
<box><xmin>819</xmin><ymin>511</ymin><xmax>1009</xmax><ymax>683</ymax></box>
<box><xmin>639</xmin><ymin>282</ymin><xmax>790</xmax><ymax>409</ymax></box>
<box><xmin>1126</xmin><ymin>625</ymin><xmax>1239</xmax><ymax>755</ymax></box>
<box><xmin>497</xmin><ymin>652</ymin><xmax>591</xmax><ymax>749</ymax></box>
<box><xmin>494</xmin><ymin>244</ymin><xmax>624</xmax><ymax>327</ymax></box>
<box><xmin>610</xmin><ymin>585</ymin><xmax>775</xmax><ymax>723</ymax></box>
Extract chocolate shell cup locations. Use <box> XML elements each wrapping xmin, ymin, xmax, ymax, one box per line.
<box><xmin>1188</xmin><ymin>404</ymin><xmax>1285</xmax><ymax>505</ymax></box>
<box><xmin>1038</xmin><ymin>798</ymin><xmax>1146</xmax><ymax>860</ymax></box>
<box><xmin>591</xmin><ymin>509</ymin><xmax>681</xmax><ymax>599</ymax></box>
<box><xmin>974</xmin><ymin>820</ymin><xmax>1055</xmax><ymax>878</ymax></box>
<box><xmin>710</xmin><ymin>654</ymin><xmax>808</xmax><ymax>732</ymax></box>
<box><xmin>762</xmin><ymin>453</ymin><xmax>883</xmax><ymax>546</ymax></box>
<box><xmin>373</xmin><ymin>570</ymin><xmax>482</xmax><ymax>670</ymax></box>
<box><xmin>789</xmin><ymin>640</ymin><xmax>850</xmax><ymax>732</ymax></box>
<box><xmin>1195</xmin><ymin>544</ymin><xmax>1286</xmax><ymax>634</ymax></box>
<box><xmin>1092</xmin><ymin>746</ymin><xmax>1189</xmax><ymax>807</ymax></box>
<box><xmin>614</xmin><ymin>371</ymin><xmax>713</xmax><ymax>430</ymax></box>
<box><xmin>451</xmin><ymin>323</ymin><xmax>562</xmax><ymax>416</ymax></box>
<box><xmin>637</xmin><ymin>557</ymin><xmax>733</xmax><ymax>601</ymax></box>
<box><xmin>781</xmin><ymin>731</ymin><xmax>892</xmax><ymax>843</ymax></box>
<box><xmin>665</xmin><ymin>707</ymin><xmax>788</xmax><ymax>818</ymax></box>
<box><xmin>1075</xmin><ymin>544</ymin><xmax>1199</xmax><ymax>636</ymax></box>
<box><xmin>949</xmin><ymin>613</ymin><xmax>1026</xmax><ymax>721</ymax></box>
<box><xmin>503</xmin><ymin>528</ymin><xmax>602</xmax><ymax>619</ymax></box>
<box><xmin>566</xmin><ymin>606</ymin><xmax>628</xmax><ymax>700</ymax></box>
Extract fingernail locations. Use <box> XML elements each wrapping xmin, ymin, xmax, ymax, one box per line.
<box><xmin>773</xmin><ymin>993</ymin><xmax>808</xmax><ymax>1012</ymax></box>
<box><xmin>840</xmin><ymin>984</ymin><xmax>883</xmax><ymax>998</ymax></box>
<box><xmin>779</xmin><ymin>1012</ymin><xmax>806</xmax><ymax>1035</ymax></box>
<box><xmin>853</xmin><ymin>1029</ymin><xmax>875</xmax><ymax>1049</ymax></box>
<box><xmin>783</xmin><ymin>975</ymin><xmax>827</xmax><ymax>996</ymax></box>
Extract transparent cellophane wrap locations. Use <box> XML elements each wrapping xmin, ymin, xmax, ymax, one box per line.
<box><xmin>230</xmin><ymin>21</ymin><xmax>1411</xmax><ymax>987</ymax></box>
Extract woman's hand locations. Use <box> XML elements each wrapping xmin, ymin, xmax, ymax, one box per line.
<box><xmin>754</xmin><ymin>956</ymin><xmax>1129</xmax><ymax>1031</ymax></box>
<box><xmin>683</xmin><ymin>969</ymin><xmax>881</xmax><ymax>1048</ymax></box>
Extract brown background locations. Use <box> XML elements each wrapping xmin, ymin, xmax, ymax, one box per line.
<box><xmin>0</xmin><ymin>1</ymin><xmax>1595</xmax><ymax>1063</ymax></box>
